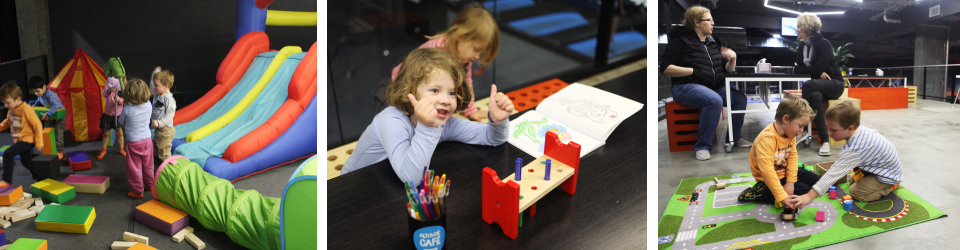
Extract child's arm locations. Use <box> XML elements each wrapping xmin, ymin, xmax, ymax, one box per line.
<box><xmin>0</xmin><ymin>117</ymin><xmax>10</xmax><ymax>132</ymax></box>
<box><xmin>45</xmin><ymin>92</ymin><xmax>64</xmax><ymax>117</ymax></box>
<box><xmin>156</xmin><ymin>96</ymin><xmax>176</xmax><ymax>127</ymax></box>
<box><xmin>377</xmin><ymin>116</ymin><xmax>442</xmax><ymax>184</ymax></box>
<box><xmin>754</xmin><ymin>138</ymin><xmax>790</xmax><ymax>203</ymax></box>
<box><xmin>786</xmin><ymin>142</ymin><xmax>799</xmax><ymax>194</ymax></box>
<box><xmin>441</xmin><ymin>85</ymin><xmax>513</xmax><ymax>146</ymax></box>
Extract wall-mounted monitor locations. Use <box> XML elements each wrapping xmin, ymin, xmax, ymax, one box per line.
<box><xmin>782</xmin><ymin>17</ymin><xmax>798</xmax><ymax>36</ymax></box>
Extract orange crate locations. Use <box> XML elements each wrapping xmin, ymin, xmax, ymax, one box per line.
<box><xmin>847</xmin><ymin>87</ymin><xmax>907</xmax><ymax>110</ymax></box>
<box><xmin>505</xmin><ymin>79</ymin><xmax>570</xmax><ymax>112</ymax></box>
<box><xmin>665</xmin><ymin>101</ymin><xmax>714</xmax><ymax>152</ymax></box>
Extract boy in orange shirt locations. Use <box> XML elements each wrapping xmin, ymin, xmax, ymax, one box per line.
<box><xmin>0</xmin><ymin>82</ymin><xmax>45</xmax><ymax>187</ymax></box>
<box><xmin>738</xmin><ymin>96</ymin><xmax>820</xmax><ymax>208</ymax></box>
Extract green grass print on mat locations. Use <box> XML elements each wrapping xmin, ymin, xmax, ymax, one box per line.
<box><xmin>659</xmin><ymin>173</ymin><xmax>946</xmax><ymax>249</ymax></box>
<box><xmin>695</xmin><ymin>218</ymin><xmax>776</xmax><ymax>245</ymax></box>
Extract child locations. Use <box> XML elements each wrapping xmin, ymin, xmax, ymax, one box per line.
<box><xmin>118</xmin><ymin>79</ymin><xmax>153</xmax><ymax>199</ymax></box>
<box><xmin>341</xmin><ymin>48</ymin><xmax>514</xmax><ymax>184</ymax></box>
<box><xmin>150</xmin><ymin>69</ymin><xmax>176</xmax><ymax>161</ymax></box>
<box><xmin>97</xmin><ymin>77</ymin><xmax>126</xmax><ymax>159</ymax></box>
<box><xmin>391</xmin><ymin>4</ymin><xmax>500</xmax><ymax>122</ymax></box>
<box><xmin>28</xmin><ymin>76</ymin><xmax>65</xmax><ymax>160</ymax></box>
<box><xmin>738</xmin><ymin>96</ymin><xmax>821</xmax><ymax>209</ymax></box>
<box><xmin>0</xmin><ymin>82</ymin><xmax>45</xmax><ymax>187</ymax></box>
<box><xmin>789</xmin><ymin>100</ymin><xmax>902</xmax><ymax>209</ymax></box>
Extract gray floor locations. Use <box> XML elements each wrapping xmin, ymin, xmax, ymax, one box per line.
<box><xmin>0</xmin><ymin>133</ymin><xmax>307</xmax><ymax>249</ymax></box>
<box><xmin>658</xmin><ymin>99</ymin><xmax>960</xmax><ymax>249</ymax></box>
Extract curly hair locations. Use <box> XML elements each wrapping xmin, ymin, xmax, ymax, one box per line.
<box><xmin>385</xmin><ymin>48</ymin><xmax>471</xmax><ymax>116</ymax></box>
<box><xmin>797</xmin><ymin>13</ymin><xmax>822</xmax><ymax>37</ymax></box>
<box><xmin>681</xmin><ymin>5</ymin><xmax>711</xmax><ymax>30</ymax></box>
<box><xmin>122</xmin><ymin>78</ymin><xmax>152</xmax><ymax>105</ymax></box>
<box><xmin>427</xmin><ymin>4</ymin><xmax>500</xmax><ymax>67</ymax></box>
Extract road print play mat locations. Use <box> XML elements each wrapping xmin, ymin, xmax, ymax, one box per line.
<box><xmin>658</xmin><ymin>169</ymin><xmax>946</xmax><ymax>250</ymax></box>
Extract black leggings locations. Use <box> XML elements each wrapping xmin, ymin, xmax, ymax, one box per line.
<box><xmin>758</xmin><ymin>168</ymin><xmax>821</xmax><ymax>203</ymax></box>
<box><xmin>2</xmin><ymin>141</ymin><xmax>44</xmax><ymax>184</ymax></box>
<box><xmin>801</xmin><ymin>79</ymin><xmax>845</xmax><ymax>141</ymax></box>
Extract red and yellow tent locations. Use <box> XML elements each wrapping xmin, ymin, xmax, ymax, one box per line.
<box><xmin>48</xmin><ymin>49</ymin><xmax>106</xmax><ymax>142</ymax></box>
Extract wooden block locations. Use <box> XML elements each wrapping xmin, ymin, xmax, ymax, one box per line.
<box><xmin>62</xmin><ymin>175</ymin><xmax>110</xmax><ymax>194</ymax></box>
<box><xmin>185</xmin><ymin>233</ymin><xmax>205</xmax><ymax>250</ymax></box>
<box><xmin>502</xmin><ymin>155</ymin><xmax>577</xmax><ymax>212</ymax></box>
<box><xmin>127</xmin><ymin>243</ymin><xmax>157</xmax><ymax>250</ymax></box>
<box><xmin>123</xmin><ymin>232</ymin><xmax>148</xmax><ymax>245</ymax></box>
<box><xmin>0</xmin><ymin>220</ymin><xmax>8</xmax><ymax>228</ymax></box>
<box><xmin>111</xmin><ymin>241</ymin><xmax>137</xmax><ymax>250</ymax></box>
<box><xmin>23</xmin><ymin>193</ymin><xmax>31</xmax><ymax>199</ymax></box>
<box><xmin>135</xmin><ymin>199</ymin><xmax>189</xmax><ymax>236</ymax></box>
<box><xmin>33</xmin><ymin>198</ymin><xmax>41</xmax><ymax>207</ymax></box>
<box><xmin>10</xmin><ymin>210</ymin><xmax>36</xmax><ymax>222</ymax></box>
<box><xmin>171</xmin><ymin>226</ymin><xmax>195</xmax><ymax>243</ymax></box>
<box><xmin>326</xmin><ymin>141</ymin><xmax>358</xmax><ymax>180</ymax></box>
<box><xmin>0</xmin><ymin>244</ymin><xmax>8</xmax><ymax>250</ymax></box>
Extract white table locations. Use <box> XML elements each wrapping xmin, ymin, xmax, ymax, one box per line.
<box><xmin>723</xmin><ymin>74</ymin><xmax>811</xmax><ymax>152</ymax></box>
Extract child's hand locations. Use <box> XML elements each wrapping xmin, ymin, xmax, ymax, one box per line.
<box><xmin>789</xmin><ymin>193</ymin><xmax>814</xmax><ymax>210</ymax></box>
<box><xmin>35</xmin><ymin>146</ymin><xmax>42</xmax><ymax>153</ymax></box>
<box><xmin>408</xmin><ymin>94</ymin><xmax>441</xmax><ymax>128</ymax></box>
<box><xmin>487</xmin><ymin>84</ymin><xmax>514</xmax><ymax>124</ymax></box>
<box><xmin>115</xmin><ymin>96</ymin><xmax>122</xmax><ymax>102</ymax></box>
<box><xmin>42</xmin><ymin>114</ymin><xmax>49</xmax><ymax>121</ymax></box>
<box><xmin>155</xmin><ymin>66</ymin><xmax>162</xmax><ymax>71</ymax></box>
<box><xmin>781</xmin><ymin>198</ymin><xmax>797</xmax><ymax>210</ymax></box>
<box><xmin>151</xmin><ymin>120</ymin><xmax>159</xmax><ymax>128</ymax></box>
<box><xmin>784</xmin><ymin>182</ymin><xmax>795</xmax><ymax>196</ymax></box>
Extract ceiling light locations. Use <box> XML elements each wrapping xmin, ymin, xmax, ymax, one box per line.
<box><xmin>773</xmin><ymin>34</ymin><xmax>781</xmax><ymax>38</ymax></box>
<box><xmin>764</xmin><ymin>0</ymin><xmax>847</xmax><ymax>15</ymax></box>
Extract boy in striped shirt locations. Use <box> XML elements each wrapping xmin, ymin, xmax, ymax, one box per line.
<box><xmin>789</xmin><ymin>99</ymin><xmax>902</xmax><ymax>209</ymax></box>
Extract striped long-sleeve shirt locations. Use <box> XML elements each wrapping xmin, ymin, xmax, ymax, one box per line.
<box><xmin>37</xmin><ymin>89</ymin><xmax>64</xmax><ymax>117</ymax></box>
<box><xmin>812</xmin><ymin>126</ymin><xmax>903</xmax><ymax>196</ymax></box>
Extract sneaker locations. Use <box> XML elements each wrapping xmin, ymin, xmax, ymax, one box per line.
<box><xmin>127</xmin><ymin>192</ymin><xmax>144</xmax><ymax>199</ymax></box>
<box><xmin>696</xmin><ymin>150</ymin><xmax>711</xmax><ymax>161</ymax></box>
<box><xmin>819</xmin><ymin>143</ymin><xmax>831</xmax><ymax>156</ymax></box>
<box><xmin>736</xmin><ymin>138</ymin><xmax>753</xmax><ymax>148</ymax></box>
<box><xmin>738</xmin><ymin>182</ymin><xmax>767</xmax><ymax>202</ymax></box>
<box><xmin>119</xmin><ymin>148</ymin><xmax>127</xmax><ymax>158</ymax></box>
<box><xmin>0</xmin><ymin>181</ymin><xmax>9</xmax><ymax>189</ymax></box>
<box><xmin>57</xmin><ymin>152</ymin><xmax>63</xmax><ymax>160</ymax></box>
<box><xmin>96</xmin><ymin>148</ymin><xmax>107</xmax><ymax>160</ymax></box>
<box><xmin>145</xmin><ymin>186</ymin><xmax>152</xmax><ymax>192</ymax></box>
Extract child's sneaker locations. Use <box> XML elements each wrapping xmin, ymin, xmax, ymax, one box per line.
<box><xmin>96</xmin><ymin>148</ymin><xmax>107</xmax><ymax>160</ymax></box>
<box><xmin>891</xmin><ymin>184</ymin><xmax>899</xmax><ymax>191</ymax></box>
<box><xmin>127</xmin><ymin>192</ymin><xmax>144</xmax><ymax>199</ymax></box>
<box><xmin>0</xmin><ymin>181</ymin><xmax>9</xmax><ymax>189</ymax></box>
<box><xmin>738</xmin><ymin>182</ymin><xmax>767</xmax><ymax>202</ymax></box>
<box><xmin>57</xmin><ymin>152</ymin><xmax>63</xmax><ymax>160</ymax></box>
<box><xmin>119</xmin><ymin>148</ymin><xmax>127</xmax><ymax>158</ymax></box>
<box><xmin>145</xmin><ymin>186</ymin><xmax>152</xmax><ymax>192</ymax></box>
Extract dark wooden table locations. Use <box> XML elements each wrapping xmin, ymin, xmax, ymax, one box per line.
<box><xmin>328</xmin><ymin>71</ymin><xmax>646</xmax><ymax>249</ymax></box>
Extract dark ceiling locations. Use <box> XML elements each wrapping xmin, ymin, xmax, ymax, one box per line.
<box><xmin>662</xmin><ymin>0</ymin><xmax>960</xmax><ymax>66</ymax></box>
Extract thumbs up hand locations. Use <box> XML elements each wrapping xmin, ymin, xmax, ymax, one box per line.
<box><xmin>487</xmin><ymin>84</ymin><xmax>514</xmax><ymax>124</ymax></box>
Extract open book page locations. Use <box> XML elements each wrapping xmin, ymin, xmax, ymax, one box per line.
<box><xmin>507</xmin><ymin>110</ymin><xmax>603</xmax><ymax>158</ymax></box>
<box><xmin>535</xmin><ymin>83</ymin><xmax>644</xmax><ymax>141</ymax></box>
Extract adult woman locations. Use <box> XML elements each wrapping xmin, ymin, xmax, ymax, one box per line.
<box><xmin>793</xmin><ymin>13</ymin><xmax>845</xmax><ymax>156</ymax></box>
<box><xmin>661</xmin><ymin>6</ymin><xmax>750</xmax><ymax>161</ymax></box>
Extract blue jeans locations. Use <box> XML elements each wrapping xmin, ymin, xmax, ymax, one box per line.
<box><xmin>671</xmin><ymin>83</ymin><xmax>747</xmax><ymax>151</ymax></box>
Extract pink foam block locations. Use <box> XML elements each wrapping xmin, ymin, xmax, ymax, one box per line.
<box><xmin>62</xmin><ymin>174</ymin><xmax>110</xmax><ymax>194</ymax></box>
<box><xmin>828</xmin><ymin>190</ymin><xmax>837</xmax><ymax>199</ymax></box>
<box><xmin>63</xmin><ymin>175</ymin><xmax>107</xmax><ymax>184</ymax></box>
<box><xmin>816</xmin><ymin>211</ymin><xmax>825</xmax><ymax>222</ymax></box>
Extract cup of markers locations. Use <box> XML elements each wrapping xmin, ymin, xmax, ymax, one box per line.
<box><xmin>407</xmin><ymin>167</ymin><xmax>450</xmax><ymax>250</ymax></box>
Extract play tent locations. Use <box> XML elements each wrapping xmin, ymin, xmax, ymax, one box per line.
<box><xmin>47</xmin><ymin>49</ymin><xmax>107</xmax><ymax>142</ymax></box>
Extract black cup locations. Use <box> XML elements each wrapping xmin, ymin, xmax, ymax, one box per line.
<box><xmin>408</xmin><ymin>208</ymin><xmax>446</xmax><ymax>250</ymax></box>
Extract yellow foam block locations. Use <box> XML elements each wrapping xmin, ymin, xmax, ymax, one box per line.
<box><xmin>31</xmin><ymin>179</ymin><xmax>73</xmax><ymax>195</ymax></box>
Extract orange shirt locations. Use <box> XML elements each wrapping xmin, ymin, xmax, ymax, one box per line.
<box><xmin>748</xmin><ymin>123</ymin><xmax>798</xmax><ymax>202</ymax></box>
<box><xmin>0</xmin><ymin>101</ymin><xmax>43</xmax><ymax>146</ymax></box>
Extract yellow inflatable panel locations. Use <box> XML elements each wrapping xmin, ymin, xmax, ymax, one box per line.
<box><xmin>266</xmin><ymin>10</ymin><xmax>318</xmax><ymax>26</ymax></box>
<box><xmin>185</xmin><ymin>46</ymin><xmax>303</xmax><ymax>142</ymax></box>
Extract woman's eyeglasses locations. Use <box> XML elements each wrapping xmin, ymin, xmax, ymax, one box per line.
<box><xmin>700</xmin><ymin>18</ymin><xmax>715</xmax><ymax>24</ymax></box>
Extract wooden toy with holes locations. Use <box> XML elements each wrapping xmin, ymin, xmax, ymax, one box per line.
<box><xmin>482</xmin><ymin>131</ymin><xmax>581</xmax><ymax>239</ymax></box>
<box><xmin>453</xmin><ymin>96</ymin><xmax>519</xmax><ymax>123</ymax></box>
<box><xmin>505</xmin><ymin>78</ymin><xmax>570</xmax><ymax>112</ymax></box>
<box><xmin>326</xmin><ymin>141</ymin><xmax>357</xmax><ymax>180</ymax></box>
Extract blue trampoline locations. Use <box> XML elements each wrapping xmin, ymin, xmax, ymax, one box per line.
<box><xmin>473</xmin><ymin>0</ymin><xmax>535</xmax><ymax>13</ymax></box>
<box><xmin>567</xmin><ymin>31</ymin><xmax>647</xmax><ymax>58</ymax></box>
<box><xmin>508</xmin><ymin>11</ymin><xmax>589</xmax><ymax>37</ymax></box>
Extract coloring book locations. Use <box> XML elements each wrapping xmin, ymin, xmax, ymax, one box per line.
<box><xmin>507</xmin><ymin>83</ymin><xmax>643</xmax><ymax>157</ymax></box>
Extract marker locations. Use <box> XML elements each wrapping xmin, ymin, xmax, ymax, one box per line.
<box><xmin>431</xmin><ymin>193</ymin><xmax>441</xmax><ymax>217</ymax></box>
<box><xmin>515</xmin><ymin>158</ymin><xmax>522</xmax><ymax>181</ymax></box>
<box><xmin>420</xmin><ymin>191</ymin><xmax>434</xmax><ymax>220</ymax></box>
<box><xmin>416</xmin><ymin>212</ymin><xmax>421</xmax><ymax>220</ymax></box>
<box><xmin>433</xmin><ymin>176</ymin><xmax>441</xmax><ymax>196</ymax></box>
<box><xmin>440</xmin><ymin>174</ymin><xmax>446</xmax><ymax>189</ymax></box>
<box><xmin>408</xmin><ymin>203</ymin><xmax>415</xmax><ymax>219</ymax></box>
<box><xmin>545</xmin><ymin>159</ymin><xmax>551</xmax><ymax>181</ymax></box>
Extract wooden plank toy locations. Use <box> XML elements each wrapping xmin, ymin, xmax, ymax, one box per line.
<box><xmin>30</xmin><ymin>179</ymin><xmax>75</xmax><ymax>204</ymax></box>
<box><xmin>34</xmin><ymin>205</ymin><xmax>96</xmax><ymax>234</ymax></box>
<box><xmin>11</xmin><ymin>210</ymin><xmax>36</xmax><ymax>222</ymax></box>
<box><xmin>714</xmin><ymin>177</ymin><xmax>726</xmax><ymax>189</ymax></box>
<box><xmin>482</xmin><ymin>131</ymin><xmax>581</xmax><ymax>239</ymax></box>
<box><xmin>110</xmin><ymin>241</ymin><xmax>137</xmax><ymax>250</ymax></box>
<box><xmin>172</xmin><ymin>226</ymin><xmax>194</xmax><ymax>242</ymax></box>
<box><xmin>6</xmin><ymin>238</ymin><xmax>46</xmax><ymax>250</ymax></box>
<box><xmin>127</xmin><ymin>243</ymin><xmax>157</xmax><ymax>250</ymax></box>
<box><xmin>66</xmin><ymin>151</ymin><xmax>91</xmax><ymax>171</ymax></box>
<box><xmin>0</xmin><ymin>186</ymin><xmax>23</xmax><ymax>206</ymax></box>
<box><xmin>185</xmin><ymin>233</ymin><xmax>205</xmax><ymax>250</ymax></box>
<box><xmin>123</xmin><ymin>232</ymin><xmax>148</xmax><ymax>245</ymax></box>
<box><xmin>135</xmin><ymin>199</ymin><xmax>189</xmax><ymax>236</ymax></box>
<box><xmin>62</xmin><ymin>175</ymin><xmax>110</xmax><ymax>194</ymax></box>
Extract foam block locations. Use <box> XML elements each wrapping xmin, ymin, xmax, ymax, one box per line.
<box><xmin>7</xmin><ymin>238</ymin><xmax>46</xmax><ymax>250</ymax></box>
<box><xmin>34</xmin><ymin>205</ymin><xmax>95</xmax><ymax>234</ymax></box>
<box><xmin>30</xmin><ymin>179</ymin><xmax>75</xmax><ymax>204</ymax></box>
<box><xmin>844</xmin><ymin>200</ymin><xmax>853</xmax><ymax>211</ymax></box>
<box><xmin>66</xmin><ymin>151</ymin><xmax>91</xmax><ymax>171</ymax></box>
<box><xmin>31</xmin><ymin>155</ymin><xmax>60</xmax><ymax>180</ymax></box>
<box><xmin>0</xmin><ymin>186</ymin><xmax>23</xmax><ymax>206</ymax></box>
<box><xmin>828</xmin><ymin>190</ymin><xmax>837</xmax><ymax>199</ymax></box>
<box><xmin>127</xmin><ymin>243</ymin><xmax>157</xmax><ymax>250</ymax></box>
<box><xmin>40</xmin><ymin>128</ymin><xmax>55</xmax><ymax>155</ymax></box>
<box><xmin>0</xmin><ymin>228</ymin><xmax>5</xmax><ymax>246</ymax></box>
<box><xmin>62</xmin><ymin>175</ymin><xmax>110</xmax><ymax>194</ymax></box>
<box><xmin>816</xmin><ymin>211</ymin><xmax>825</xmax><ymax>222</ymax></box>
<box><xmin>135</xmin><ymin>199</ymin><xmax>189</xmax><ymax>236</ymax></box>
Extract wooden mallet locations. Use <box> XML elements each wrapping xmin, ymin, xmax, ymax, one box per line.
<box><xmin>714</xmin><ymin>177</ymin><xmax>726</xmax><ymax>189</ymax></box>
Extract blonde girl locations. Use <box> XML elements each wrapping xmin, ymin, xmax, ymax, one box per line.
<box><xmin>118</xmin><ymin>79</ymin><xmax>154</xmax><ymax>199</ymax></box>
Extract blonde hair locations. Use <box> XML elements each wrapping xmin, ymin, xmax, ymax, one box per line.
<box><xmin>0</xmin><ymin>82</ymin><xmax>22</xmax><ymax>101</ymax></box>
<box><xmin>386</xmin><ymin>48</ymin><xmax>471</xmax><ymax>115</ymax></box>
<box><xmin>797</xmin><ymin>13</ymin><xmax>821</xmax><ymax>37</ymax></box>
<box><xmin>681</xmin><ymin>5</ymin><xmax>711</xmax><ymax>30</ymax></box>
<box><xmin>427</xmin><ymin>4</ymin><xmax>499</xmax><ymax>67</ymax></box>
<box><xmin>122</xmin><ymin>78</ymin><xmax>152</xmax><ymax>105</ymax></box>
<box><xmin>776</xmin><ymin>96</ymin><xmax>816</xmax><ymax>123</ymax></box>
<box><xmin>825</xmin><ymin>99</ymin><xmax>860</xmax><ymax>129</ymax></box>
<box><xmin>153</xmin><ymin>70</ymin><xmax>175</xmax><ymax>88</ymax></box>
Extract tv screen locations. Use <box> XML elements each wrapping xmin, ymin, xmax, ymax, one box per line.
<box><xmin>782</xmin><ymin>17</ymin><xmax>798</xmax><ymax>36</ymax></box>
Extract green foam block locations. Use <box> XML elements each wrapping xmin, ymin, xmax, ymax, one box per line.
<box><xmin>30</xmin><ymin>179</ymin><xmax>76</xmax><ymax>204</ymax></box>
